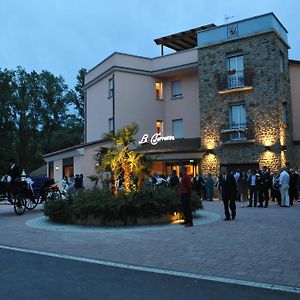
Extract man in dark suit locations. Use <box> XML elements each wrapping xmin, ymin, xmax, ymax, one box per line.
<box><xmin>218</xmin><ymin>167</ymin><xmax>237</xmax><ymax>221</ymax></box>
<box><xmin>259</xmin><ymin>166</ymin><xmax>271</xmax><ymax>207</ymax></box>
<box><xmin>8</xmin><ymin>159</ymin><xmax>20</xmax><ymax>182</ymax></box>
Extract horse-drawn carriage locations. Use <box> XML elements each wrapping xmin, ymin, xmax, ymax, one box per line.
<box><xmin>0</xmin><ymin>176</ymin><xmax>61</xmax><ymax>215</ymax></box>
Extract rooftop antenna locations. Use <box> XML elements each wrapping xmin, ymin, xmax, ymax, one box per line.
<box><xmin>225</xmin><ymin>14</ymin><xmax>234</xmax><ymax>23</ymax></box>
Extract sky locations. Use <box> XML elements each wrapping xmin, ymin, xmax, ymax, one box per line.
<box><xmin>0</xmin><ymin>0</ymin><xmax>299</xmax><ymax>89</ymax></box>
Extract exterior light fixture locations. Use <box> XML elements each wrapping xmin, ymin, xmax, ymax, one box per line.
<box><xmin>281</xmin><ymin>145</ymin><xmax>287</xmax><ymax>152</ymax></box>
<box><xmin>55</xmin><ymin>166</ymin><xmax>59</xmax><ymax>171</ymax></box>
<box><xmin>205</xmin><ymin>149</ymin><xmax>214</xmax><ymax>154</ymax></box>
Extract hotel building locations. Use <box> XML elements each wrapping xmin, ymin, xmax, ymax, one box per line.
<box><xmin>43</xmin><ymin>13</ymin><xmax>300</xmax><ymax>187</ymax></box>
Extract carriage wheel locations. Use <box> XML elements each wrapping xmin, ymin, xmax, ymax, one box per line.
<box><xmin>46</xmin><ymin>189</ymin><xmax>61</xmax><ymax>202</ymax></box>
<box><xmin>25</xmin><ymin>197</ymin><xmax>38</xmax><ymax>210</ymax></box>
<box><xmin>13</xmin><ymin>194</ymin><xmax>26</xmax><ymax>215</ymax></box>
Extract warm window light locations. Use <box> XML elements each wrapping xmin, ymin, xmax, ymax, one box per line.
<box><xmin>155</xmin><ymin>82</ymin><xmax>163</xmax><ymax>99</ymax></box>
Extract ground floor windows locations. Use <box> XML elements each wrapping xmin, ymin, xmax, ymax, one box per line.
<box><xmin>150</xmin><ymin>160</ymin><xmax>200</xmax><ymax>178</ymax></box>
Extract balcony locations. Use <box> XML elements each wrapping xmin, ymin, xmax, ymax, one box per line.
<box><xmin>220</xmin><ymin>122</ymin><xmax>255</xmax><ymax>143</ymax></box>
<box><xmin>215</xmin><ymin>69</ymin><xmax>254</xmax><ymax>94</ymax></box>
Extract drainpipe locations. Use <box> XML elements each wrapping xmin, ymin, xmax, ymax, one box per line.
<box><xmin>112</xmin><ymin>74</ymin><xmax>115</xmax><ymax>135</ymax></box>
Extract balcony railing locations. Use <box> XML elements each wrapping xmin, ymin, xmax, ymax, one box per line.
<box><xmin>215</xmin><ymin>69</ymin><xmax>254</xmax><ymax>91</ymax></box>
<box><xmin>220</xmin><ymin>122</ymin><xmax>255</xmax><ymax>143</ymax></box>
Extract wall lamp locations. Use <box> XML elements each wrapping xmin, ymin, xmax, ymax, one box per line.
<box><xmin>281</xmin><ymin>145</ymin><xmax>287</xmax><ymax>152</ymax></box>
<box><xmin>205</xmin><ymin>149</ymin><xmax>215</xmax><ymax>155</ymax></box>
<box><xmin>55</xmin><ymin>166</ymin><xmax>59</xmax><ymax>171</ymax></box>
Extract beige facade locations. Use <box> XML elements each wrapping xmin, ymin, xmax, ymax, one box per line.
<box><xmin>290</xmin><ymin>61</ymin><xmax>300</xmax><ymax>141</ymax></box>
<box><xmin>44</xmin><ymin>49</ymin><xmax>202</xmax><ymax>187</ymax></box>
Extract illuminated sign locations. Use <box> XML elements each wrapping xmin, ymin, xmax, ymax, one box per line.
<box><xmin>138</xmin><ymin>133</ymin><xmax>175</xmax><ymax>146</ymax></box>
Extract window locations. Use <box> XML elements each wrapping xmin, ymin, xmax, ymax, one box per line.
<box><xmin>172</xmin><ymin>119</ymin><xmax>183</xmax><ymax>139</ymax></box>
<box><xmin>282</xmin><ymin>102</ymin><xmax>288</xmax><ymax>125</ymax></box>
<box><xmin>155</xmin><ymin>82</ymin><xmax>163</xmax><ymax>100</ymax></box>
<box><xmin>227</xmin><ymin>54</ymin><xmax>244</xmax><ymax>88</ymax></box>
<box><xmin>109</xmin><ymin>117</ymin><xmax>114</xmax><ymax>133</ymax></box>
<box><xmin>108</xmin><ymin>77</ymin><xmax>114</xmax><ymax>98</ymax></box>
<box><xmin>156</xmin><ymin>120</ymin><xmax>163</xmax><ymax>135</ymax></box>
<box><xmin>171</xmin><ymin>80</ymin><xmax>182</xmax><ymax>99</ymax></box>
<box><xmin>230</xmin><ymin>105</ymin><xmax>246</xmax><ymax>140</ymax></box>
<box><xmin>279</xmin><ymin>51</ymin><xmax>284</xmax><ymax>72</ymax></box>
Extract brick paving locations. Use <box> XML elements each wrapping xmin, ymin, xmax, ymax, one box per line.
<box><xmin>0</xmin><ymin>200</ymin><xmax>299</xmax><ymax>288</ymax></box>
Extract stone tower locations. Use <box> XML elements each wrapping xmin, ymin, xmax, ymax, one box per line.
<box><xmin>197</xmin><ymin>13</ymin><xmax>291</xmax><ymax>175</ymax></box>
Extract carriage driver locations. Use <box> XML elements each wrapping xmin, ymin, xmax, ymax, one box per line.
<box><xmin>8</xmin><ymin>159</ymin><xmax>20</xmax><ymax>182</ymax></box>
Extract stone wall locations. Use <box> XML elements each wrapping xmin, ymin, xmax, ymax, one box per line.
<box><xmin>198</xmin><ymin>32</ymin><xmax>292</xmax><ymax>175</ymax></box>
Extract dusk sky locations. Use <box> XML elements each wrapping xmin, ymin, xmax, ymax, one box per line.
<box><xmin>1</xmin><ymin>0</ymin><xmax>299</xmax><ymax>89</ymax></box>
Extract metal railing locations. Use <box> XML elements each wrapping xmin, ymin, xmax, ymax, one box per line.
<box><xmin>220</xmin><ymin>122</ymin><xmax>254</xmax><ymax>142</ymax></box>
<box><xmin>216</xmin><ymin>69</ymin><xmax>254</xmax><ymax>91</ymax></box>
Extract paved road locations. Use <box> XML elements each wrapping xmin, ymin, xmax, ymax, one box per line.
<box><xmin>0</xmin><ymin>248</ymin><xmax>298</xmax><ymax>300</ymax></box>
<box><xmin>0</xmin><ymin>200</ymin><xmax>299</xmax><ymax>298</ymax></box>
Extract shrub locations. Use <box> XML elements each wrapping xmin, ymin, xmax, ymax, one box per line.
<box><xmin>44</xmin><ymin>187</ymin><xmax>203</xmax><ymax>226</ymax></box>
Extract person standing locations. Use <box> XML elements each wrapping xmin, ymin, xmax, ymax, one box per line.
<box><xmin>237</xmin><ymin>171</ymin><xmax>248</xmax><ymax>207</ymax></box>
<box><xmin>193</xmin><ymin>173</ymin><xmax>205</xmax><ymax>200</ymax></box>
<box><xmin>179</xmin><ymin>166</ymin><xmax>193</xmax><ymax>227</ymax></box>
<box><xmin>248</xmin><ymin>170</ymin><xmax>259</xmax><ymax>207</ymax></box>
<box><xmin>218</xmin><ymin>167</ymin><xmax>237</xmax><ymax>221</ymax></box>
<box><xmin>288</xmin><ymin>169</ymin><xmax>298</xmax><ymax>206</ymax></box>
<box><xmin>205</xmin><ymin>173</ymin><xmax>214</xmax><ymax>201</ymax></box>
<box><xmin>259</xmin><ymin>166</ymin><xmax>271</xmax><ymax>207</ymax></box>
<box><xmin>74</xmin><ymin>174</ymin><xmax>83</xmax><ymax>196</ymax></box>
<box><xmin>279</xmin><ymin>167</ymin><xmax>290</xmax><ymax>207</ymax></box>
<box><xmin>168</xmin><ymin>170</ymin><xmax>179</xmax><ymax>188</ymax></box>
<box><xmin>234</xmin><ymin>170</ymin><xmax>241</xmax><ymax>201</ymax></box>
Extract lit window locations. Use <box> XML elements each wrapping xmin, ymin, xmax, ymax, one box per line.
<box><xmin>227</xmin><ymin>54</ymin><xmax>244</xmax><ymax>88</ymax></box>
<box><xmin>156</xmin><ymin>120</ymin><xmax>163</xmax><ymax>134</ymax></box>
<box><xmin>109</xmin><ymin>117</ymin><xmax>114</xmax><ymax>133</ymax></box>
<box><xmin>155</xmin><ymin>82</ymin><xmax>163</xmax><ymax>100</ymax></box>
<box><xmin>172</xmin><ymin>119</ymin><xmax>183</xmax><ymax>138</ymax></box>
<box><xmin>230</xmin><ymin>105</ymin><xmax>246</xmax><ymax>140</ymax></box>
<box><xmin>171</xmin><ymin>80</ymin><xmax>182</xmax><ymax>99</ymax></box>
<box><xmin>108</xmin><ymin>77</ymin><xmax>114</xmax><ymax>98</ymax></box>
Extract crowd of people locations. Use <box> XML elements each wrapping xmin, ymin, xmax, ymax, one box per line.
<box><xmin>148</xmin><ymin>166</ymin><xmax>300</xmax><ymax>224</ymax></box>
<box><xmin>61</xmin><ymin>174</ymin><xmax>85</xmax><ymax>196</ymax></box>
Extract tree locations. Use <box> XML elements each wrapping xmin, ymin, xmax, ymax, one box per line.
<box><xmin>0</xmin><ymin>66</ymin><xmax>86</xmax><ymax>174</ymax></box>
<box><xmin>96</xmin><ymin>123</ymin><xmax>147</xmax><ymax>195</ymax></box>
<box><xmin>74</xmin><ymin>68</ymin><xmax>87</xmax><ymax>120</ymax></box>
<box><xmin>0</xmin><ymin>69</ymin><xmax>17</xmax><ymax>172</ymax></box>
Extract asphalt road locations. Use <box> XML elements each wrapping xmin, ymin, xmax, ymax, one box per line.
<box><xmin>0</xmin><ymin>247</ymin><xmax>298</xmax><ymax>300</ymax></box>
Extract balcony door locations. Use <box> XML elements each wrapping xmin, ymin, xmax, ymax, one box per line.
<box><xmin>227</xmin><ymin>54</ymin><xmax>244</xmax><ymax>88</ymax></box>
<box><xmin>230</xmin><ymin>105</ymin><xmax>246</xmax><ymax>140</ymax></box>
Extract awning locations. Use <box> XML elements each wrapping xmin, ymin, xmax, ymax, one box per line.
<box><xmin>154</xmin><ymin>24</ymin><xmax>216</xmax><ymax>52</ymax></box>
<box><xmin>136</xmin><ymin>137</ymin><xmax>202</xmax><ymax>155</ymax></box>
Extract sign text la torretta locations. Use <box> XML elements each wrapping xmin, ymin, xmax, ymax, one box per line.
<box><xmin>138</xmin><ymin>133</ymin><xmax>175</xmax><ymax>146</ymax></box>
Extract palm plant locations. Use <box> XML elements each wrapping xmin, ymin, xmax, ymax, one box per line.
<box><xmin>95</xmin><ymin>123</ymin><xmax>146</xmax><ymax>195</ymax></box>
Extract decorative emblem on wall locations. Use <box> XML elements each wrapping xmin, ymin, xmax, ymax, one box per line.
<box><xmin>227</xmin><ymin>23</ymin><xmax>239</xmax><ymax>37</ymax></box>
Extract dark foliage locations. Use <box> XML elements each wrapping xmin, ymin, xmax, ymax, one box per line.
<box><xmin>0</xmin><ymin>67</ymin><xmax>84</xmax><ymax>174</ymax></box>
<box><xmin>44</xmin><ymin>187</ymin><xmax>203</xmax><ymax>226</ymax></box>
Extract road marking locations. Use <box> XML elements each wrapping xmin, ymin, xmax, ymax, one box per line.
<box><xmin>0</xmin><ymin>244</ymin><xmax>299</xmax><ymax>294</ymax></box>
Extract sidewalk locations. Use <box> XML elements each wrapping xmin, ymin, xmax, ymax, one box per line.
<box><xmin>0</xmin><ymin>200</ymin><xmax>299</xmax><ymax>289</ymax></box>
